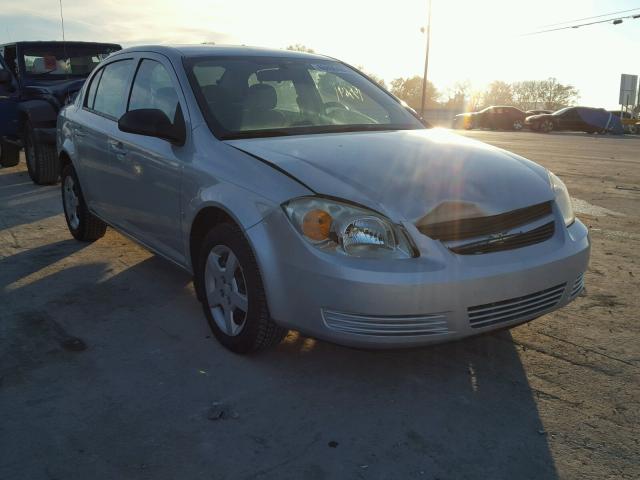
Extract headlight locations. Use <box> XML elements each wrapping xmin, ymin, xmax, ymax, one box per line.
<box><xmin>283</xmin><ymin>197</ymin><xmax>416</xmax><ymax>258</ymax></box>
<box><xmin>548</xmin><ymin>171</ymin><xmax>575</xmax><ymax>227</ymax></box>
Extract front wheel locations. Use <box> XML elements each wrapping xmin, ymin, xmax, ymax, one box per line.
<box><xmin>540</xmin><ymin>119</ymin><xmax>554</xmax><ymax>133</ymax></box>
<box><xmin>61</xmin><ymin>164</ymin><xmax>107</xmax><ymax>241</ymax></box>
<box><xmin>196</xmin><ymin>223</ymin><xmax>287</xmax><ymax>353</ymax></box>
<box><xmin>24</xmin><ymin>122</ymin><xmax>59</xmax><ymax>184</ymax></box>
<box><xmin>512</xmin><ymin>119</ymin><xmax>523</xmax><ymax>131</ymax></box>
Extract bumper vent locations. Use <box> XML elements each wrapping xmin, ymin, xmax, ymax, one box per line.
<box><xmin>417</xmin><ymin>201</ymin><xmax>555</xmax><ymax>255</ymax></box>
<box><xmin>570</xmin><ymin>273</ymin><xmax>585</xmax><ymax>299</ymax></box>
<box><xmin>322</xmin><ymin>310</ymin><xmax>448</xmax><ymax>337</ymax></box>
<box><xmin>468</xmin><ymin>283</ymin><xmax>566</xmax><ymax>328</ymax></box>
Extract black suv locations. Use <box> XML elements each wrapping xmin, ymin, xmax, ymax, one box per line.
<box><xmin>0</xmin><ymin>41</ymin><xmax>121</xmax><ymax>183</ymax></box>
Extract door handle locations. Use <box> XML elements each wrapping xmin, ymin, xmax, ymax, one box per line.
<box><xmin>108</xmin><ymin>140</ymin><xmax>128</xmax><ymax>156</ymax></box>
<box><xmin>74</xmin><ymin>127</ymin><xmax>87</xmax><ymax>137</ymax></box>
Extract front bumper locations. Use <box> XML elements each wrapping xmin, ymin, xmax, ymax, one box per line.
<box><xmin>248</xmin><ymin>209</ymin><xmax>590</xmax><ymax>348</ymax></box>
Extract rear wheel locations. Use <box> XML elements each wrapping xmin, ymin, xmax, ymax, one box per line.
<box><xmin>0</xmin><ymin>140</ymin><xmax>20</xmax><ymax>167</ymax></box>
<box><xmin>24</xmin><ymin>122</ymin><xmax>59</xmax><ymax>184</ymax></box>
<box><xmin>61</xmin><ymin>164</ymin><xmax>107</xmax><ymax>241</ymax></box>
<box><xmin>196</xmin><ymin>223</ymin><xmax>287</xmax><ymax>353</ymax></box>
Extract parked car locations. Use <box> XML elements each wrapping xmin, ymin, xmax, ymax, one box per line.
<box><xmin>526</xmin><ymin>109</ymin><xmax>553</xmax><ymax>116</ymax></box>
<box><xmin>0</xmin><ymin>41</ymin><xmax>121</xmax><ymax>182</ymax></box>
<box><xmin>57</xmin><ymin>45</ymin><xmax>590</xmax><ymax>353</ymax></box>
<box><xmin>525</xmin><ymin>107</ymin><xmax>624</xmax><ymax>134</ymax></box>
<box><xmin>453</xmin><ymin>106</ymin><xmax>526</xmax><ymax>131</ymax></box>
<box><xmin>608</xmin><ymin>110</ymin><xmax>638</xmax><ymax>134</ymax></box>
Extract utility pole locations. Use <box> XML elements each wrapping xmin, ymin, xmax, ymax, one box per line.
<box><xmin>420</xmin><ymin>0</ymin><xmax>432</xmax><ymax>118</ymax></box>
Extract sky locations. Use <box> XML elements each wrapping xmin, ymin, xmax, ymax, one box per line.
<box><xmin>1</xmin><ymin>0</ymin><xmax>639</xmax><ymax>107</ymax></box>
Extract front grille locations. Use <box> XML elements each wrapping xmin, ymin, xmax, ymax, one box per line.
<box><xmin>450</xmin><ymin>222</ymin><xmax>554</xmax><ymax>255</ymax></box>
<box><xmin>468</xmin><ymin>283</ymin><xmax>566</xmax><ymax>328</ymax></box>
<box><xmin>416</xmin><ymin>201</ymin><xmax>555</xmax><ymax>255</ymax></box>
<box><xmin>322</xmin><ymin>310</ymin><xmax>448</xmax><ymax>337</ymax></box>
<box><xmin>417</xmin><ymin>201</ymin><xmax>552</xmax><ymax>241</ymax></box>
<box><xmin>570</xmin><ymin>273</ymin><xmax>585</xmax><ymax>298</ymax></box>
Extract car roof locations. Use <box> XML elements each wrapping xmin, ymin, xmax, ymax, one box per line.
<box><xmin>111</xmin><ymin>44</ymin><xmax>332</xmax><ymax>62</ymax></box>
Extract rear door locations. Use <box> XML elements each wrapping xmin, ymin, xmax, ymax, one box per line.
<box><xmin>0</xmin><ymin>54</ymin><xmax>19</xmax><ymax>137</ymax></box>
<box><xmin>103</xmin><ymin>54</ymin><xmax>187</xmax><ymax>263</ymax></box>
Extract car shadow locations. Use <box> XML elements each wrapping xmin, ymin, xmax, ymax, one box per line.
<box><xmin>1</xmin><ymin>253</ymin><xmax>558</xmax><ymax>480</ymax></box>
<box><xmin>0</xmin><ymin>160</ymin><xmax>61</xmax><ymax>231</ymax></box>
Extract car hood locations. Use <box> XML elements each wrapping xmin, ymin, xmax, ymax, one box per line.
<box><xmin>225</xmin><ymin>128</ymin><xmax>553</xmax><ymax>224</ymax></box>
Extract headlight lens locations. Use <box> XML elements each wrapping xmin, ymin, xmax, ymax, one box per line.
<box><xmin>283</xmin><ymin>197</ymin><xmax>416</xmax><ymax>258</ymax></box>
<box><xmin>548</xmin><ymin>171</ymin><xmax>575</xmax><ymax>227</ymax></box>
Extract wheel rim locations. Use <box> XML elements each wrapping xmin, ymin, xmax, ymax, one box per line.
<box><xmin>513</xmin><ymin>120</ymin><xmax>522</xmax><ymax>130</ymax></box>
<box><xmin>543</xmin><ymin>120</ymin><xmax>552</xmax><ymax>132</ymax></box>
<box><xmin>63</xmin><ymin>175</ymin><xmax>80</xmax><ymax>230</ymax></box>
<box><xmin>204</xmin><ymin>245</ymin><xmax>248</xmax><ymax>336</ymax></box>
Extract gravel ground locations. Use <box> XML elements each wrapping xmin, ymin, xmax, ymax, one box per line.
<box><xmin>0</xmin><ymin>130</ymin><xmax>638</xmax><ymax>480</ymax></box>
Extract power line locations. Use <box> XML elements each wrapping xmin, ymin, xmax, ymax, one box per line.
<box><xmin>539</xmin><ymin>7</ymin><xmax>640</xmax><ymax>28</ymax></box>
<box><xmin>524</xmin><ymin>12</ymin><xmax>640</xmax><ymax>36</ymax></box>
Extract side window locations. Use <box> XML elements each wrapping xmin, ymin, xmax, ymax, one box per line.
<box><xmin>128</xmin><ymin>59</ymin><xmax>179</xmax><ymax>121</ymax></box>
<box><xmin>85</xmin><ymin>68</ymin><xmax>104</xmax><ymax>109</ymax></box>
<box><xmin>92</xmin><ymin>59</ymin><xmax>134</xmax><ymax>119</ymax></box>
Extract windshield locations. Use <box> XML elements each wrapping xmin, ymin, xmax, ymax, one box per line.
<box><xmin>186</xmin><ymin>56</ymin><xmax>424</xmax><ymax>139</ymax></box>
<box><xmin>22</xmin><ymin>44</ymin><xmax>120</xmax><ymax>78</ymax></box>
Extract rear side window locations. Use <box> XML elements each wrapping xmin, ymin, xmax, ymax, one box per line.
<box><xmin>128</xmin><ymin>59</ymin><xmax>179</xmax><ymax>122</ymax></box>
<box><xmin>92</xmin><ymin>59</ymin><xmax>134</xmax><ymax>119</ymax></box>
<box><xmin>85</xmin><ymin>68</ymin><xmax>104</xmax><ymax>109</ymax></box>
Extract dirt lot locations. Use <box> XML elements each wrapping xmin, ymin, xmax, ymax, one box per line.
<box><xmin>1</xmin><ymin>130</ymin><xmax>638</xmax><ymax>480</ymax></box>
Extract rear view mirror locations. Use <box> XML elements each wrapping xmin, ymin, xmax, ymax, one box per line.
<box><xmin>256</xmin><ymin>68</ymin><xmax>288</xmax><ymax>82</ymax></box>
<box><xmin>118</xmin><ymin>108</ymin><xmax>185</xmax><ymax>145</ymax></box>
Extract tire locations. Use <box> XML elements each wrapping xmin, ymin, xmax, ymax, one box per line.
<box><xmin>24</xmin><ymin>122</ymin><xmax>59</xmax><ymax>184</ymax></box>
<box><xmin>196</xmin><ymin>223</ymin><xmax>287</xmax><ymax>353</ymax></box>
<box><xmin>629</xmin><ymin>124</ymin><xmax>638</xmax><ymax>135</ymax></box>
<box><xmin>0</xmin><ymin>140</ymin><xmax>20</xmax><ymax>167</ymax></box>
<box><xmin>61</xmin><ymin>164</ymin><xmax>107</xmax><ymax>242</ymax></box>
<box><xmin>541</xmin><ymin>119</ymin><xmax>553</xmax><ymax>133</ymax></box>
<box><xmin>512</xmin><ymin>119</ymin><xmax>523</xmax><ymax>131</ymax></box>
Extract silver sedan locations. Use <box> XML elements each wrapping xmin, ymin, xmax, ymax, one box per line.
<box><xmin>57</xmin><ymin>45</ymin><xmax>590</xmax><ymax>353</ymax></box>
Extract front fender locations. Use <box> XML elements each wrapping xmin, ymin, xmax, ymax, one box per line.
<box><xmin>18</xmin><ymin>99</ymin><xmax>58</xmax><ymax>130</ymax></box>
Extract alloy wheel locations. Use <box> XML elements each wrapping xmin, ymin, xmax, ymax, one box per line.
<box><xmin>204</xmin><ymin>245</ymin><xmax>249</xmax><ymax>336</ymax></box>
<box><xmin>63</xmin><ymin>175</ymin><xmax>80</xmax><ymax>230</ymax></box>
<box><xmin>513</xmin><ymin>120</ymin><xmax>523</xmax><ymax>130</ymax></box>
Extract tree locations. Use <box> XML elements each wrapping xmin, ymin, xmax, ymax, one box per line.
<box><xmin>482</xmin><ymin>81</ymin><xmax>513</xmax><ymax>107</ymax></box>
<box><xmin>511</xmin><ymin>80</ymin><xmax>539</xmax><ymax>111</ymax></box>
<box><xmin>538</xmin><ymin>77</ymin><xmax>579</xmax><ymax>111</ymax></box>
<box><xmin>286</xmin><ymin>44</ymin><xmax>315</xmax><ymax>53</ymax></box>
<box><xmin>389</xmin><ymin>76</ymin><xmax>439</xmax><ymax>112</ymax></box>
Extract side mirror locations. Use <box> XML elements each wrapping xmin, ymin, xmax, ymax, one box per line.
<box><xmin>118</xmin><ymin>108</ymin><xmax>186</xmax><ymax>145</ymax></box>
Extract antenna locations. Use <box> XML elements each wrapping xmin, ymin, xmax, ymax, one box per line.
<box><xmin>59</xmin><ymin>0</ymin><xmax>66</xmax><ymax>42</ymax></box>
<box><xmin>59</xmin><ymin>0</ymin><xmax>69</xmax><ymax>81</ymax></box>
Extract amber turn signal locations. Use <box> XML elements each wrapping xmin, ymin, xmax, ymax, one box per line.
<box><xmin>302</xmin><ymin>209</ymin><xmax>332</xmax><ymax>241</ymax></box>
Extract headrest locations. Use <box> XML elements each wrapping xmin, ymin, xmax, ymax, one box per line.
<box><xmin>245</xmin><ymin>83</ymin><xmax>277</xmax><ymax>110</ymax></box>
